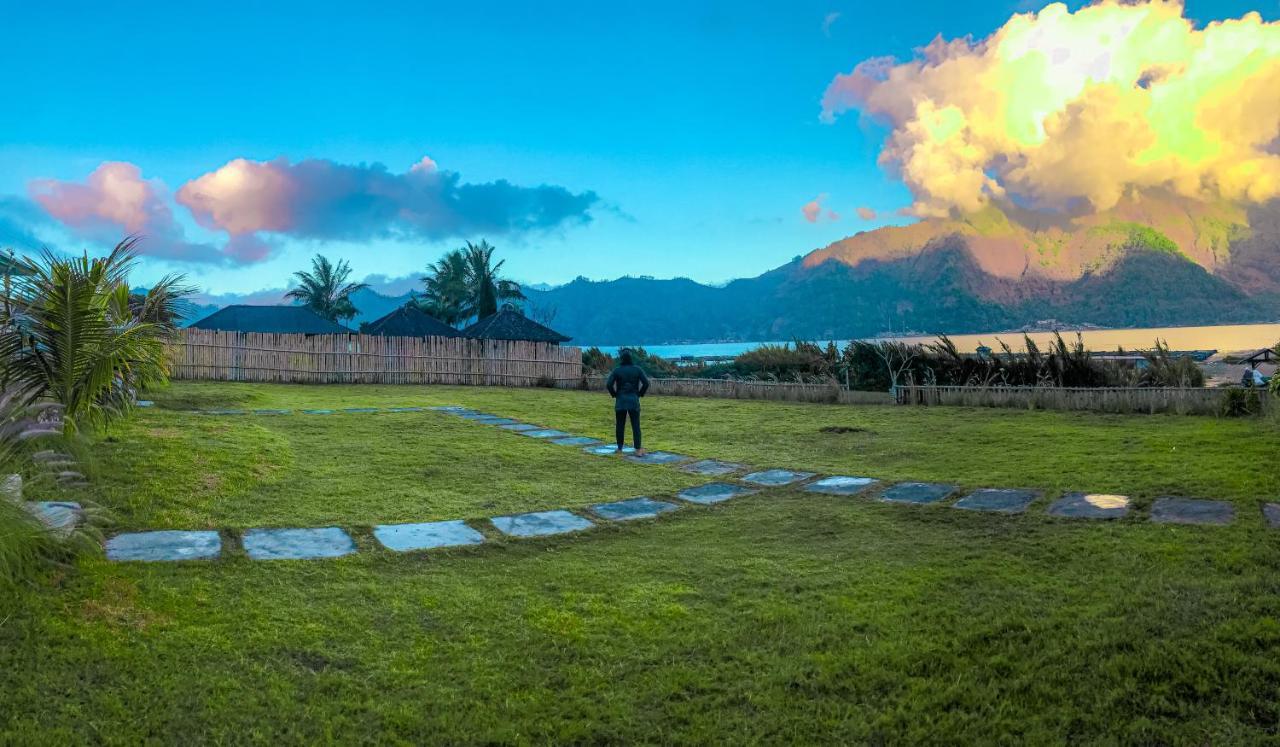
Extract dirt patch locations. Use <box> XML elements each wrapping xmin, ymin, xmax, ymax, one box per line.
<box><xmin>145</xmin><ymin>427</ymin><xmax>182</xmax><ymax>439</ymax></box>
<box><xmin>199</xmin><ymin>472</ymin><xmax>223</xmax><ymax>492</ymax></box>
<box><xmin>820</xmin><ymin>426</ymin><xmax>871</xmax><ymax>434</ymax></box>
<box><xmin>79</xmin><ymin>578</ymin><xmax>168</xmax><ymax>631</ymax></box>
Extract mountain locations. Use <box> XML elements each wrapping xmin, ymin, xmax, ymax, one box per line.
<box><xmin>526</xmin><ymin>193</ymin><xmax>1280</xmax><ymax>345</ymax></box>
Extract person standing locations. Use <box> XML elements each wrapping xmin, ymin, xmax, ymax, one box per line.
<box><xmin>606</xmin><ymin>349</ymin><xmax>650</xmax><ymax>455</ymax></box>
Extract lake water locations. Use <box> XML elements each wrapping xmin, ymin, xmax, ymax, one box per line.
<box><xmin>585</xmin><ymin>323</ymin><xmax>1280</xmax><ymax>358</ymax></box>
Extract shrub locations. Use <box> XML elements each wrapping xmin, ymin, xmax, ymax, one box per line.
<box><xmin>1221</xmin><ymin>387</ymin><xmax>1264</xmax><ymax>417</ymax></box>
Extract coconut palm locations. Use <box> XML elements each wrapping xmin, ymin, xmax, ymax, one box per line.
<box><xmin>461</xmin><ymin>240</ymin><xmax>525</xmax><ymax>319</ymax></box>
<box><xmin>417</xmin><ymin>249</ymin><xmax>471</xmax><ymax>325</ymax></box>
<box><xmin>0</xmin><ymin>239</ymin><xmax>185</xmax><ymax>433</ymax></box>
<box><xmin>285</xmin><ymin>255</ymin><xmax>368</xmax><ymax>322</ymax></box>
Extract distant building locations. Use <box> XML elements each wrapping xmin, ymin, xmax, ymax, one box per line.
<box><xmin>361</xmin><ymin>304</ymin><xmax>461</xmax><ymax>338</ymax></box>
<box><xmin>462</xmin><ymin>304</ymin><xmax>571</xmax><ymax>344</ymax></box>
<box><xmin>187</xmin><ymin>305</ymin><xmax>353</xmax><ymax>334</ymax></box>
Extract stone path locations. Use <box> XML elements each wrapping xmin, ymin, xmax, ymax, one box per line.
<box><xmin>97</xmin><ymin>403</ymin><xmax>1273</xmax><ymax>562</ymax></box>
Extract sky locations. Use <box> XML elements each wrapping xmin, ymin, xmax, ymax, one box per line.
<box><xmin>1</xmin><ymin>0</ymin><xmax>1276</xmax><ymax>302</ymax></box>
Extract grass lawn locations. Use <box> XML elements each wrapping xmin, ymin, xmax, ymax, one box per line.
<box><xmin>4</xmin><ymin>381</ymin><xmax>1280</xmax><ymax>743</ymax></box>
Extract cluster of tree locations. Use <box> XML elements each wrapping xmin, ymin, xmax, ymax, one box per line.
<box><xmin>285</xmin><ymin>240</ymin><xmax>524</xmax><ymax>327</ymax></box>
<box><xmin>583</xmin><ymin>334</ymin><xmax>1213</xmax><ymax>391</ymax></box>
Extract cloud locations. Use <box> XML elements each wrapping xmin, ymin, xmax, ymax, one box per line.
<box><xmin>822</xmin><ymin>11</ymin><xmax>841</xmax><ymax>37</ymax></box>
<box><xmin>28</xmin><ymin>162</ymin><xmax>225</xmax><ymax>262</ymax></box>
<box><xmin>176</xmin><ymin>156</ymin><xmax>599</xmax><ymax>246</ymax></box>
<box><xmin>802</xmin><ymin>194</ymin><xmax>840</xmax><ymax>223</ymax></box>
<box><xmin>821</xmin><ymin>1</ymin><xmax>1280</xmax><ymax>217</ymax></box>
<box><xmin>856</xmin><ymin>206</ymin><xmax>877</xmax><ymax>220</ymax></box>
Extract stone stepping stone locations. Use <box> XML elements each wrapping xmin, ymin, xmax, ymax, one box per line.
<box><xmin>136</xmin><ymin>400</ymin><xmax>154</xmax><ymax>408</ymax></box>
<box><xmin>253</xmin><ymin>409</ymin><xmax>291</xmax><ymax>415</ymax></box>
<box><xmin>741</xmin><ymin>469</ymin><xmax>816</xmax><ymax>487</ymax></box>
<box><xmin>1265</xmin><ymin>504</ymin><xmax>1280</xmax><ymax>528</ymax></box>
<box><xmin>677</xmin><ymin>482</ymin><xmax>758</xmax><ymax>505</ymax></box>
<box><xmin>386</xmin><ymin>407</ymin><xmax>425</xmax><ymax>412</ymax></box>
<box><xmin>343</xmin><ymin>407</ymin><xmax>380</xmax><ymax>414</ymax></box>
<box><xmin>521</xmin><ymin>429</ymin><xmax>571</xmax><ymax>439</ymax></box>
<box><xmin>373</xmin><ymin>520</ymin><xmax>484</xmax><ymax>552</ymax></box>
<box><xmin>242</xmin><ymin>527</ymin><xmax>356</xmax><ymax>560</ymax></box>
<box><xmin>428</xmin><ymin>405</ymin><xmax>468</xmax><ymax>412</ymax></box>
<box><xmin>457</xmin><ymin>412</ymin><xmax>497</xmax><ymax>420</ymax></box>
<box><xmin>584</xmin><ymin>444</ymin><xmax>635</xmax><ymax>456</ymax></box>
<box><xmin>106</xmin><ymin>530</ymin><xmax>222</xmax><ymax>562</ymax></box>
<box><xmin>954</xmin><ymin>488</ymin><xmax>1041</xmax><ymax>514</ymax></box>
<box><xmin>1151</xmin><ymin>497</ymin><xmax>1235</xmax><ymax>526</ymax></box>
<box><xmin>203</xmin><ymin>409</ymin><xmax>245</xmax><ymax>415</ymax></box>
<box><xmin>1048</xmin><ymin>493</ymin><xmax>1130</xmax><ymax>520</ymax></box>
<box><xmin>591</xmin><ymin>497</ymin><xmax>679</xmax><ymax>521</ymax></box>
<box><xmin>681</xmin><ymin>459</ymin><xmax>747</xmax><ymax>476</ymax></box>
<box><xmin>805</xmin><ymin>476</ymin><xmax>879</xmax><ymax>496</ymax></box>
<box><xmin>474</xmin><ymin>417</ymin><xmax>518</xmax><ymax>425</ymax></box>
<box><xmin>500</xmin><ymin>423</ymin><xmax>542</xmax><ymax>432</ymax></box>
<box><xmin>24</xmin><ymin>501</ymin><xmax>83</xmax><ymax>536</ymax></box>
<box><xmin>490</xmin><ymin>510</ymin><xmax>594</xmax><ymax>538</ymax></box>
<box><xmin>626</xmin><ymin>451</ymin><xmax>691</xmax><ymax>466</ymax></box>
<box><xmin>880</xmin><ymin>482</ymin><xmax>957</xmax><ymax>505</ymax></box>
<box><xmin>302</xmin><ymin>409</ymin><xmax>334</xmax><ymax>415</ymax></box>
<box><xmin>550</xmin><ymin>436</ymin><xmax>603</xmax><ymax>447</ymax></box>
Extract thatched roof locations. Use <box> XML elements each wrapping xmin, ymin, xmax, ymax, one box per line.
<box><xmin>188</xmin><ymin>305</ymin><xmax>353</xmax><ymax>334</ymax></box>
<box><xmin>462</xmin><ymin>304</ymin><xmax>571</xmax><ymax>344</ymax></box>
<box><xmin>362</xmin><ymin>304</ymin><xmax>460</xmax><ymax>338</ymax></box>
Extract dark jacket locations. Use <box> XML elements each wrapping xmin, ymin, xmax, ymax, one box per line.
<box><xmin>606</xmin><ymin>364</ymin><xmax>650</xmax><ymax>411</ymax></box>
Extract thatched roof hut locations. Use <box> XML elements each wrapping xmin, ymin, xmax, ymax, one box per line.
<box><xmin>187</xmin><ymin>305</ymin><xmax>353</xmax><ymax>334</ymax></box>
<box><xmin>462</xmin><ymin>304</ymin><xmax>571</xmax><ymax>344</ymax></box>
<box><xmin>362</xmin><ymin>304</ymin><xmax>460</xmax><ymax>338</ymax></box>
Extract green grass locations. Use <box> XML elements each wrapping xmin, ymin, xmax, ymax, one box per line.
<box><xmin>5</xmin><ymin>381</ymin><xmax>1280</xmax><ymax>743</ymax></box>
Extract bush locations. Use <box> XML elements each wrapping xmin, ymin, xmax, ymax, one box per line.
<box><xmin>1221</xmin><ymin>387</ymin><xmax>1264</xmax><ymax>417</ymax></box>
<box><xmin>734</xmin><ymin>341</ymin><xmax>838</xmax><ymax>380</ymax></box>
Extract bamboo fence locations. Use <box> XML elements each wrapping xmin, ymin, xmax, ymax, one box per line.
<box><xmin>583</xmin><ymin>375</ymin><xmax>894</xmax><ymax>405</ymax></box>
<box><xmin>893</xmin><ymin>384</ymin><xmax>1266</xmax><ymax>416</ymax></box>
<box><xmin>172</xmin><ymin>329</ymin><xmax>581</xmax><ymax>386</ymax></box>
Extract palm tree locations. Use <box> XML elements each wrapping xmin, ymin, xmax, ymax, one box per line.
<box><xmin>461</xmin><ymin>240</ymin><xmax>525</xmax><ymax>319</ymax></box>
<box><xmin>0</xmin><ymin>238</ymin><xmax>186</xmax><ymax>433</ymax></box>
<box><xmin>285</xmin><ymin>255</ymin><xmax>368</xmax><ymax>322</ymax></box>
<box><xmin>417</xmin><ymin>249</ymin><xmax>471</xmax><ymax>325</ymax></box>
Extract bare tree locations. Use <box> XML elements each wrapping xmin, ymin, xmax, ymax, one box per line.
<box><xmin>528</xmin><ymin>303</ymin><xmax>558</xmax><ymax>326</ymax></box>
<box><xmin>873</xmin><ymin>341</ymin><xmax>918</xmax><ymax>397</ymax></box>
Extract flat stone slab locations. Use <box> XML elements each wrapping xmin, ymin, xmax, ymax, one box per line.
<box><xmin>475</xmin><ymin>417</ymin><xmax>518</xmax><ymax>425</ymax></box>
<box><xmin>954</xmin><ymin>488</ymin><xmax>1041</xmax><ymax>514</ymax></box>
<box><xmin>500</xmin><ymin>423</ymin><xmax>542</xmax><ymax>432</ymax></box>
<box><xmin>880</xmin><ymin>482</ymin><xmax>959</xmax><ymax>505</ymax></box>
<box><xmin>242</xmin><ymin>527</ymin><xmax>356</xmax><ymax>560</ymax></box>
<box><xmin>25</xmin><ymin>501</ymin><xmax>83</xmax><ymax>535</ymax></box>
<box><xmin>252</xmin><ymin>408</ymin><xmax>291</xmax><ymax>415</ymax></box>
<box><xmin>428</xmin><ymin>405</ymin><xmax>468</xmax><ymax>412</ymax></box>
<box><xmin>1151</xmin><ymin>497</ymin><xmax>1235</xmax><ymax>526</ymax></box>
<box><xmin>805</xmin><ymin>476</ymin><xmax>879</xmax><ymax>496</ymax></box>
<box><xmin>741</xmin><ymin>469</ymin><xmax>816</xmax><ymax>487</ymax></box>
<box><xmin>591</xmin><ymin>497</ymin><xmax>679</xmax><ymax>521</ymax></box>
<box><xmin>373</xmin><ymin>520</ymin><xmax>484</xmax><ymax>552</ymax></box>
<box><xmin>626</xmin><ymin>451</ymin><xmax>691</xmax><ymax>465</ymax></box>
<box><xmin>677</xmin><ymin>482</ymin><xmax>758</xmax><ymax>505</ymax></box>
<box><xmin>1048</xmin><ymin>493</ymin><xmax>1131</xmax><ymax>519</ymax></box>
<box><xmin>343</xmin><ymin>407</ymin><xmax>380</xmax><ymax>413</ymax></box>
<box><xmin>584</xmin><ymin>444</ymin><xmax>635</xmax><ymax>456</ymax></box>
<box><xmin>136</xmin><ymin>400</ymin><xmax>154</xmax><ymax>407</ymax></box>
<box><xmin>302</xmin><ymin>409</ymin><xmax>334</xmax><ymax>415</ymax></box>
<box><xmin>106</xmin><ymin>530</ymin><xmax>222</xmax><ymax>562</ymax></box>
<box><xmin>550</xmin><ymin>436</ymin><xmax>603</xmax><ymax>447</ymax></box>
<box><xmin>203</xmin><ymin>409</ymin><xmax>245</xmax><ymax>415</ymax></box>
<box><xmin>521</xmin><ymin>429</ymin><xmax>571</xmax><ymax>439</ymax></box>
<box><xmin>457</xmin><ymin>412</ymin><xmax>498</xmax><ymax>420</ymax></box>
<box><xmin>386</xmin><ymin>407</ymin><xmax>425</xmax><ymax>412</ymax></box>
<box><xmin>490</xmin><ymin>510</ymin><xmax>594</xmax><ymax>538</ymax></box>
<box><xmin>681</xmin><ymin>459</ymin><xmax>748</xmax><ymax>476</ymax></box>
<box><xmin>1265</xmin><ymin>504</ymin><xmax>1280</xmax><ymax>528</ymax></box>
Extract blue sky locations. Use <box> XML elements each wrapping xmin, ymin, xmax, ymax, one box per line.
<box><xmin>0</xmin><ymin>0</ymin><xmax>1273</xmax><ymax>299</ymax></box>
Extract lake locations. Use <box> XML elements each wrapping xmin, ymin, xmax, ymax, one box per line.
<box><xmin>585</xmin><ymin>323</ymin><xmax>1280</xmax><ymax>359</ymax></box>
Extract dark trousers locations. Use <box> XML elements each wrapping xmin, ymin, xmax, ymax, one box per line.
<box><xmin>615</xmin><ymin>409</ymin><xmax>641</xmax><ymax>449</ymax></box>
